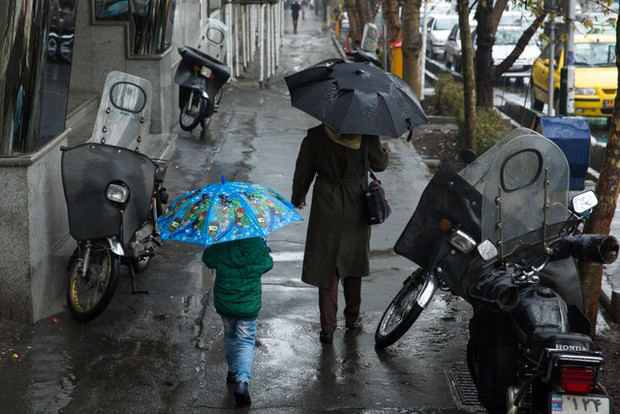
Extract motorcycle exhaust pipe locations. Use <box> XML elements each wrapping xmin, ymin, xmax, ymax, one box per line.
<box><xmin>550</xmin><ymin>235</ymin><xmax>619</xmax><ymax>264</ymax></box>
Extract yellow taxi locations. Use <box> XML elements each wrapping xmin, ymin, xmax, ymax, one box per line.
<box><xmin>530</xmin><ymin>34</ymin><xmax>617</xmax><ymax>117</ymax></box>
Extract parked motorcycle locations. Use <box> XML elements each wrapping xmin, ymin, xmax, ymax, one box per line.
<box><xmin>174</xmin><ymin>46</ymin><xmax>231</xmax><ymax>132</ymax></box>
<box><xmin>375</xmin><ymin>128</ymin><xmax>618</xmax><ymax>413</ymax></box>
<box><xmin>60</xmin><ymin>72</ymin><xmax>169</xmax><ymax>322</ymax></box>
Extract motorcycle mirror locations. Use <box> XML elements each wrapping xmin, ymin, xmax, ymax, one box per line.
<box><xmin>459</xmin><ymin>149</ymin><xmax>477</xmax><ymax>166</ymax></box>
<box><xmin>477</xmin><ymin>240</ymin><xmax>498</xmax><ymax>262</ymax></box>
<box><xmin>572</xmin><ymin>190</ymin><xmax>598</xmax><ymax>214</ymax></box>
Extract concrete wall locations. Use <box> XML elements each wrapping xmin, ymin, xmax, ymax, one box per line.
<box><xmin>0</xmin><ymin>132</ymin><xmax>72</xmax><ymax>323</ymax></box>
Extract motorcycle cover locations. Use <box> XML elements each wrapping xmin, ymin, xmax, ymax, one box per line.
<box><xmin>174</xmin><ymin>46</ymin><xmax>231</xmax><ymax>93</ymax></box>
<box><xmin>394</xmin><ymin>128</ymin><xmax>573</xmax><ymax>298</ymax></box>
<box><xmin>394</xmin><ymin>165</ymin><xmax>482</xmax><ymax>269</ymax></box>
<box><xmin>61</xmin><ymin>143</ymin><xmax>157</xmax><ymax>244</ymax></box>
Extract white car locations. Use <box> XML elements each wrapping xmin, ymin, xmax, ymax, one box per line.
<box><xmin>492</xmin><ymin>26</ymin><xmax>541</xmax><ymax>78</ymax></box>
<box><xmin>444</xmin><ymin>21</ymin><xmax>476</xmax><ymax>72</ymax></box>
<box><xmin>426</xmin><ymin>15</ymin><xmax>459</xmax><ymax>60</ymax></box>
<box><xmin>472</xmin><ymin>25</ymin><xmax>541</xmax><ymax>79</ymax></box>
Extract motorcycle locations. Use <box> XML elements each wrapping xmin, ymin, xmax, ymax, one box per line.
<box><xmin>375</xmin><ymin>128</ymin><xmax>619</xmax><ymax>413</ymax></box>
<box><xmin>174</xmin><ymin>46</ymin><xmax>231</xmax><ymax>132</ymax></box>
<box><xmin>60</xmin><ymin>72</ymin><xmax>169</xmax><ymax>322</ymax></box>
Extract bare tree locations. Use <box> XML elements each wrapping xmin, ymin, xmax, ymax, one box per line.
<box><xmin>578</xmin><ymin>22</ymin><xmax>620</xmax><ymax>337</ymax></box>
<box><xmin>457</xmin><ymin>0</ymin><xmax>476</xmax><ymax>151</ymax></box>
<box><xmin>402</xmin><ymin>0</ymin><xmax>422</xmax><ymax>95</ymax></box>
<box><xmin>382</xmin><ymin>0</ymin><xmax>401</xmax><ymax>71</ymax></box>
<box><xmin>345</xmin><ymin>0</ymin><xmax>364</xmax><ymax>46</ymax></box>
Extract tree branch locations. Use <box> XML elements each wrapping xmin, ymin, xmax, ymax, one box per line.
<box><xmin>494</xmin><ymin>13</ymin><xmax>546</xmax><ymax>79</ymax></box>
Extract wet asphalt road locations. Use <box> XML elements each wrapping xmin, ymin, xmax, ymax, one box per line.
<box><xmin>0</xmin><ymin>12</ymin><xmax>478</xmax><ymax>413</ymax></box>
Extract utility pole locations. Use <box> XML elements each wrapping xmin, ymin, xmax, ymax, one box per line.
<box><xmin>547</xmin><ymin>6</ymin><xmax>555</xmax><ymax>116</ymax></box>
<box><xmin>560</xmin><ymin>0</ymin><xmax>576</xmax><ymax>115</ymax></box>
<box><xmin>420</xmin><ymin>0</ymin><xmax>428</xmax><ymax>99</ymax></box>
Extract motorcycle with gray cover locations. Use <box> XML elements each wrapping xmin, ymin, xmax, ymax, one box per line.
<box><xmin>375</xmin><ymin>128</ymin><xmax>619</xmax><ymax>413</ymax></box>
<box><xmin>60</xmin><ymin>72</ymin><xmax>169</xmax><ymax>322</ymax></box>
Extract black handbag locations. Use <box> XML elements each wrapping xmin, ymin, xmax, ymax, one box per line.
<box><xmin>364</xmin><ymin>139</ymin><xmax>391</xmax><ymax>225</ymax></box>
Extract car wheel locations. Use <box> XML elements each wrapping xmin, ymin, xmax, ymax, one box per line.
<box><xmin>529</xmin><ymin>78</ymin><xmax>544</xmax><ymax>111</ymax></box>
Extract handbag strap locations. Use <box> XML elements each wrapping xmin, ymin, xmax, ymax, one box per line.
<box><xmin>363</xmin><ymin>137</ymin><xmax>379</xmax><ymax>190</ymax></box>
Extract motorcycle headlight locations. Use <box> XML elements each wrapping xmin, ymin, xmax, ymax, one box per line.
<box><xmin>575</xmin><ymin>88</ymin><xmax>596</xmax><ymax>96</ymax></box>
<box><xmin>449</xmin><ymin>230</ymin><xmax>476</xmax><ymax>254</ymax></box>
<box><xmin>200</xmin><ymin>66</ymin><xmax>212</xmax><ymax>78</ymax></box>
<box><xmin>477</xmin><ymin>240</ymin><xmax>498</xmax><ymax>261</ymax></box>
<box><xmin>106</xmin><ymin>183</ymin><xmax>129</xmax><ymax>203</ymax></box>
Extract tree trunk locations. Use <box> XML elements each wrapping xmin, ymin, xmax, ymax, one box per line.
<box><xmin>345</xmin><ymin>0</ymin><xmax>363</xmax><ymax>47</ymax></box>
<box><xmin>457</xmin><ymin>0</ymin><xmax>476</xmax><ymax>152</ymax></box>
<box><xmin>474</xmin><ymin>0</ymin><xmax>494</xmax><ymax>107</ymax></box>
<box><xmin>382</xmin><ymin>0</ymin><xmax>401</xmax><ymax>71</ymax></box>
<box><xmin>402</xmin><ymin>0</ymin><xmax>422</xmax><ymax>96</ymax></box>
<box><xmin>578</xmin><ymin>23</ymin><xmax>620</xmax><ymax>337</ymax></box>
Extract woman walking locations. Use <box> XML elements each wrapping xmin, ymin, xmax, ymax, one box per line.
<box><xmin>291</xmin><ymin>124</ymin><xmax>389</xmax><ymax>344</ymax></box>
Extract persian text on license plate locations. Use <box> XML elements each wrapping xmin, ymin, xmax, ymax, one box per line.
<box><xmin>603</xmin><ymin>99</ymin><xmax>614</xmax><ymax>107</ymax></box>
<box><xmin>550</xmin><ymin>393</ymin><xmax>611</xmax><ymax>414</ymax></box>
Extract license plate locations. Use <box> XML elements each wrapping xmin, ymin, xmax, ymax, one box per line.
<box><xmin>603</xmin><ymin>99</ymin><xmax>614</xmax><ymax>107</ymax></box>
<box><xmin>550</xmin><ymin>393</ymin><xmax>611</xmax><ymax>413</ymax></box>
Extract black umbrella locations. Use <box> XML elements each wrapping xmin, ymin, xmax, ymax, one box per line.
<box><xmin>284</xmin><ymin>58</ymin><xmax>428</xmax><ymax>138</ymax></box>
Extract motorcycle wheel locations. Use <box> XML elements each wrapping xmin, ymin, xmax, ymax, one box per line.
<box><xmin>66</xmin><ymin>241</ymin><xmax>121</xmax><ymax>322</ymax></box>
<box><xmin>200</xmin><ymin>114</ymin><xmax>212</xmax><ymax>130</ymax></box>
<box><xmin>131</xmin><ymin>255</ymin><xmax>152</xmax><ymax>274</ymax></box>
<box><xmin>179</xmin><ymin>94</ymin><xmax>208</xmax><ymax>131</ymax></box>
<box><xmin>375</xmin><ymin>269</ymin><xmax>426</xmax><ymax>348</ymax></box>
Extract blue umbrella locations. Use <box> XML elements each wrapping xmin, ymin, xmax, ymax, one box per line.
<box><xmin>157</xmin><ymin>177</ymin><xmax>302</xmax><ymax>246</ymax></box>
<box><xmin>99</xmin><ymin>1</ymin><xmax>129</xmax><ymax>18</ymax></box>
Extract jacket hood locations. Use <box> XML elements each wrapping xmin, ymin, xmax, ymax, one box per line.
<box><xmin>208</xmin><ymin>237</ymin><xmax>267</xmax><ymax>268</ymax></box>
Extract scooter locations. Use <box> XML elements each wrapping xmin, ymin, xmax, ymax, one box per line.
<box><xmin>375</xmin><ymin>128</ymin><xmax>618</xmax><ymax>413</ymax></box>
<box><xmin>60</xmin><ymin>72</ymin><xmax>169</xmax><ymax>322</ymax></box>
<box><xmin>174</xmin><ymin>46</ymin><xmax>231</xmax><ymax>132</ymax></box>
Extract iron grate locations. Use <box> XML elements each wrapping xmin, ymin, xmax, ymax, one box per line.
<box><xmin>445</xmin><ymin>361</ymin><xmax>487</xmax><ymax>412</ymax></box>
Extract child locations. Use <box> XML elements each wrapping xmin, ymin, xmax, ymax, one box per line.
<box><xmin>202</xmin><ymin>237</ymin><xmax>273</xmax><ymax>406</ymax></box>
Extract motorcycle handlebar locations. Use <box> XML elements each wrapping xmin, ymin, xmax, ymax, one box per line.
<box><xmin>550</xmin><ymin>235</ymin><xmax>619</xmax><ymax>264</ymax></box>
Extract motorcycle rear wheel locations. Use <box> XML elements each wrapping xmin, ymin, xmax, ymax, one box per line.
<box><xmin>67</xmin><ymin>241</ymin><xmax>120</xmax><ymax>322</ymax></box>
<box><xmin>179</xmin><ymin>94</ymin><xmax>208</xmax><ymax>131</ymax></box>
<box><xmin>375</xmin><ymin>269</ymin><xmax>426</xmax><ymax>348</ymax></box>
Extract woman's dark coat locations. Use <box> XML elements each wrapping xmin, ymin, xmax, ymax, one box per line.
<box><xmin>291</xmin><ymin>125</ymin><xmax>389</xmax><ymax>289</ymax></box>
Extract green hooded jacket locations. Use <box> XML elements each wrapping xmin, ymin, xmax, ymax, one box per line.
<box><xmin>202</xmin><ymin>237</ymin><xmax>273</xmax><ymax>320</ymax></box>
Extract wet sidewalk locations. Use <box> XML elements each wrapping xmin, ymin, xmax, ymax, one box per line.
<box><xmin>3</xmin><ymin>9</ymin><xmax>618</xmax><ymax>413</ymax></box>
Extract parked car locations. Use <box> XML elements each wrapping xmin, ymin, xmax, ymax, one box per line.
<box><xmin>444</xmin><ymin>21</ymin><xmax>476</xmax><ymax>72</ymax></box>
<box><xmin>425</xmin><ymin>15</ymin><xmax>459</xmax><ymax>60</ymax></box>
<box><xmin>530</xmin><ymin>33</ymin><xmax>617</xmax><ymax>117</ymax></box>
<box><xmin>469</xmin><ymin>25</ymin><xmax>540</xmax><ymax>81</ymax></box>
<box><xmin>490</xmin><ymin>25</ymin><xmax>541</xmax><ymax>78</ymax></box>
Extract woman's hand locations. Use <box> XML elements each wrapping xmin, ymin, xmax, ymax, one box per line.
<box><xmin>382</xmin><ymin>143</ymin><xmax>391</xmax><ymax>153</ymax></box>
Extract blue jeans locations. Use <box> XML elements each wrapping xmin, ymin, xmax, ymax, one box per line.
<box><xmin>221</xmin><ymin>316</ymin><xmax>257</xmax><ymax>383</ymax></box>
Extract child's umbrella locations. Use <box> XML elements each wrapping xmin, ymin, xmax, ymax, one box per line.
<box><xmin>157</xmin><ymin>176</ymin><xmax>302</xmax><ymax>246</ymax></box>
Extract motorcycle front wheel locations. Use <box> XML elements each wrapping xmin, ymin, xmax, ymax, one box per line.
<box><xmin>67</xmin><ymin>241</ymin><xmax>121</xmax><ymax>322</ymax></box>
<box><xmin>375</xmin><ymin>269</ymin><xmax>426</xmax><ymax>348</ymax></box>
<box><xmin>179</xmin><ymin>94</ymin><xmax>208</xmax><ymax>131</ymax></box>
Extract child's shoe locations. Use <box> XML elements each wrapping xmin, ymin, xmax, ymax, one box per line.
<box><xmin>234</xmin><ymin>381</ymin><xmax>251</xmax><ymax>406</ymax></box>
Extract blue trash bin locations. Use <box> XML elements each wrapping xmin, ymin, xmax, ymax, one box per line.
<box><xmin>535</xmin><ymin>116</ymin><xmax>591</xmax><ymax>191</ymax></box>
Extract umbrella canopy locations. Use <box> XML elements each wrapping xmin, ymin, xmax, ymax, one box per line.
<box><xmin>157</xmin><ymin>178</ymin><xmax>302</xmax><ymax>247</ymax></box>
<box><xmin>284</xmin><ymin>58</ymin><xmax>428</xmax><ymax>138</ymax></box>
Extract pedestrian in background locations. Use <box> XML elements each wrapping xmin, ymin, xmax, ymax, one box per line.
<box><xmin>291</xmin><ymin>0</ymin><xmax>301</xmax><ymax>34</ymax></box>
<box><xmin>202</xmin><ymin>237</ymin><xmax>273</xmax><ymax>406</ymax></box>
<box><xmin>291</xmin><ymin>124</ymin><xmax>389</xmax><ymax>345</ymax></box>
<box><xmin>301</xmin><ymin>0</ymin><xmax>308</xmax><ymax>20</ymax></box>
